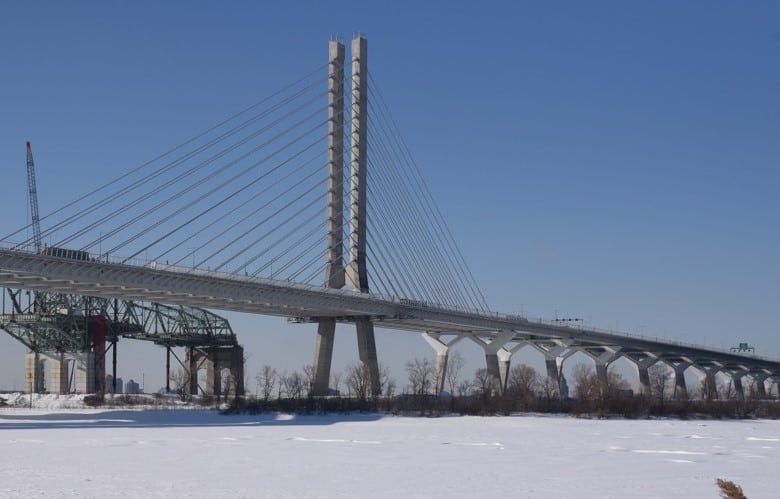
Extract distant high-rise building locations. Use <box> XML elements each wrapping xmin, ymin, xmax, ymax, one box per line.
<box><xmin>105</xmin><ymin>375</ymin><xmax>124</xmax><ymax>394</ymax></box>
<box><xmin>125</xmin><ymin>379</ymin><xmax>140</xmax><ymax>394</ymax></box>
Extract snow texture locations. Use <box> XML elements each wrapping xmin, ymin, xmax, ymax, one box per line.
<box><xmin>0</xmin><ymin>404</ymin><xmax>777</xmax><ymax>498</ymax></box>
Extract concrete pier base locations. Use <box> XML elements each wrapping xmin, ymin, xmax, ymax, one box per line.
<box><xmin>24</xmin><ymin>352</ymin><xmax>44</xmax><ymax>393</ymax></box>
<box><xmin>73</xmin><ymin>352</ymin><xmax>96</xmax><ymax>393</ymax></box>
<box><xmin>185</xmin><ymin>346</ymin><xmax>245</xmax><ymax>397</ymax></box>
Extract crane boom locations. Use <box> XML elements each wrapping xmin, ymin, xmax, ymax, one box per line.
<box><xmin>26</xmin><ymin>141</ymin><xmax>42</xmax><ymax>253</ymax></box>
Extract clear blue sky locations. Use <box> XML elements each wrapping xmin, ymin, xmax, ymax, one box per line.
<box><xmin>1</xmin><ymin>1</ymin><xmax>779</xmax><ymax>392</ymax></box>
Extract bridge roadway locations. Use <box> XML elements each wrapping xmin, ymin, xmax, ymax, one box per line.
<box><xmin>1</xmin><ymin>247</ymin><xmax>779</xmax><ymax>376</ymax></box>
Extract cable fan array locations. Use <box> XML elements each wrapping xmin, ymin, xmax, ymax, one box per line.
<box><xmin>364</xmin><ymin>73</ymin><xmax>488</xmax><ymax>312</ymax></box>
<box><xmin>4</xmin><ymin>64</ymin><xmax>489</xmax><ymax>313</ymax></box>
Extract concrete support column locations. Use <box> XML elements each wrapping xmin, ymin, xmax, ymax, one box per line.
<box><xmin>693</xmin><ymin>365</ymin><xmax>720</xmax><ymax>401</ymax></box>
<box><xmin>205</xmin><ymin>353</ymin><xmax>218</xmax><ymax>396</ymax></box>
<box><xmin>73</xmin><ymin>352</ymin><xmax>96</xmax><ymax>393</ymax></box>
<box><xmin>231</xmin><ymin>346</ymin><xmax>245</xmax><ymax>397</ymax></box>
<box><xmin>669</xmin><ymin>363</ymin><xmax>689</xmax><ymax>400</ymax></box>
<box><xmin>186</xmin><ymin>347</ymin><xmax>199</xmax><ymax>396</ymax></box>
<box><xmin>356</xmin><ymin>317</ymin><xmax>380</xmax><ymax>396</ymax></box>
<box><xmin>625</xmin><ymin>356</ymin><xmax>657</xmax><ymax>396</ymax></box>
<box><xmin>49</xmin><ymin>353</ymin><xmax>69</xmax><ymax>394</ymax></box>
<box><xmin>470</xmin><ymin>331</ymin><xmax>514</xmax><ymax>394</ymax></box>
<box><xmin>588</xmin><ymin>349</ymin><xmax>621</xmax><ymax>397</ymax></box>
<box><xmin>750</xmin><ymin>373</ymin><xmax>769</xmax><ymax>398</ymax></box>
<box><xmin>25</xmin><ymin>352</ymin><xmax>43</xmax><ymax>393</ymax></box>
<box><xmin>312</xmin><ymin>40</ymin><xmax>346</xmax><ymax>397</ymax></box>
<box><xmin>531</xmin><ymin>342</ymin><xmax>574</xmax><ymax>399</ymax></box>
<box><xmin>422</xmin><ymin>332</ymin><xmax>464</xmax><ymax>395</ymax></box>
<box><xmin>731</xmin><ymin>371</ymin><xmax>747</xmax><ymax>401</ymax></box>
<box><xmin>346</xmin><ymin>36</ymin><xmax>369</xmax><ymax>292</ymax></box>
<box><xmin>496</xmin><ymin>342</ymin><xmax>526</xmax><ymax>394</ymax></box>
<box><xmin>312</xmin><ymin>319</ymin><xmax>336</xmax><ymax>396</ymax></box>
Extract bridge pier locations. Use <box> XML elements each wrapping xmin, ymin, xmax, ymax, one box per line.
<box><xmin>624</xmin><ymin>355</ymin><xmax>658</xmax><ymax>396</ymax></box>
<box><xmin>471</xmin><ymin>331</ymin><xmax>514</xmax><ymax>394</ymax></box>
<box><xmin>660</xmin><ymin>360</ymin><xmax>691</xmax><ymax>400</ymax></box>
<box><xmin>312</xmin><ymin>319</ymin><xmax>337</xmax><ymax>395</ymax></box>
<box><xmin>422</xmin><ymin>332</ymin><xmax>464</xmax><ymax>395</ymax></box>
<box><xmin>692</xmin><ymin>364</ymin><xmax>721</xmax><ymax>401</ymax></box>
<box><xmin>582</xmin><ymin>347</ymin><xmax>621</xmax><ymax>397</ymax></box>
<box><xmin>184</xmin><ymin>345</ymin><xmax>245</xmax><ymax>398</ymax></box>
<box><xmin>531</xmin><ymin>341</ymin><xmax>574</xmax><ymax>399</ymax></box>
<box><xmin>749</xmin><ymin>372</ymin><xmax>769</xmax><ymax>398</ymax></box>
<box><xmin>24</xmin><ymin>352</ymin><xmax>44</xmax><ymax>393</ymax></box>
<box><xmin>356</xmin><ymin>318</ymin><xmax>380</xmax><ymax>396</ymax></box>
<box><xmin>497</xmin><ymin>342</ymin><xmax>527</xmax><ymax>394</ymax></box>
<box><xmin>730</xmin><ymin>370</ymin><xmax>748</xmax><ymax>401</ymax></box>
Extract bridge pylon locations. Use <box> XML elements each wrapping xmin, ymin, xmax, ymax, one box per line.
<box><xmin>312</xmin><ymin>36</ymin><xmax>380</xmax><ymax>396</ymax></box>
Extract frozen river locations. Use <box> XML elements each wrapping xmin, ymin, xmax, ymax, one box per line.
<box><xmin>0</xmin><ymin>408</ymin><xmax>777</xmax><ymax>498</ymax></box>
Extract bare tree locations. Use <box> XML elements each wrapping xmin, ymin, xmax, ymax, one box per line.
<box><xmin>572</xmin><ymin>363</ymin><xmax>597</xmax><ymax>402</ymax></box>
<box><xmin>282</xmin><ymin>370</ymin><xmax>305</xmax><ymax>400</ymax></box>
<box><xmin>649</xmin><ymin>364</ymin><xmax>670</xmax><ymax>404</ymax></box>
<box><xmin>700</xmin><ymin>374</ymin><xmax>718</xmax><ymax>402</ymax></box>
<box><xmin>170</xmin><ymin>368</ymin><xmax>190</xmax><ymax>402</ymax></box>
<box><xmin>506</xmin><ymin>364</ymin><xmax>540</xmax><ymax>408</ymax></box>
<box><xmin>540</xmin><ymin>376</ymin><xmax>560</xmax><ymax>402</ymax></box>
<box><xmin>377</xmin><ymin>363</ymin><xmax>395</xmax><ymax>397</ymax></box>
<box><xmin>256</xmin><ymin>365</ymin><xmax>277</xmax><ymax>402</ymax></box>
<box><xmin>445</xmin><ymin>352</ymin><xmax>465</xmax><ymax>395</ymax></box>
<box><xmin>331</xmin><ymin>371</ymin><xmax>343</xmax><ymax>395</ymax></box>
<box><xmin>456</xmin><ymin>379</ymin><xmax>475</xmax><ymax>397</ymax></box>
<box><xmin>302</xmin><ymin>364</ymin><xmax>315</xmax><ymax>397</ymax></box>
<box><xmin>346</xmin><ymin>363</ymin><xmax>371</xmax><ymax>401</ymax></box>
<box><xmin>406</xmin><ymin>358</ymin><xmax>435</xmax><ymax>396</ymax></box>
<box><xmin>473</xmin><ymin>368</ymin><xmax>499</xmax><ymax>400</ymax></box>
<box><xmin>721</xmin><ymin>378</ymin><xmax>736</xmax><ymax>400</ymax></box>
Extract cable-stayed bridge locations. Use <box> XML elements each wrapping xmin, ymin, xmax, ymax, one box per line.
<box><xmin>1</xmin><ymin>37</ymin><xmax>778</xmax><ymax>398</ymax></box>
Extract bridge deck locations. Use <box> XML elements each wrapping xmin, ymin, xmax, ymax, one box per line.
<box><xmin>1</xmin><ymin>248</ymin><xmax>779</xmax><ymax>373</ymax></box>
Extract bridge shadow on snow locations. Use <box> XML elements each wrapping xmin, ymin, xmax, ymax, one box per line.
<box><xmin>0</xmin><ymin>410</ymin><xmax>384</xmax><ymax>430</ymax></box>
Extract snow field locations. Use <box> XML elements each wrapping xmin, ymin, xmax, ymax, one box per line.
<box><xmin>0</xmin><ymin>410</ymin><xmax>777</xmax><ymax>498</ymax></box>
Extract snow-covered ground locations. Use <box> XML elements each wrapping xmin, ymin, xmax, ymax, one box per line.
<box><xmin>0</xmin><ymin>405</ymin><xmax>777</xmax><ymax>498</ymax></box>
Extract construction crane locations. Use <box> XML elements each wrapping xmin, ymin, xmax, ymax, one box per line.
<box><xmin>26</xmin><ymin>141</ymin><xmax>42</xmax><ymax>253</ymax></box>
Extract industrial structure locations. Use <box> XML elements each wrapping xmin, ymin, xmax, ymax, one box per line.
<box><xmin>1</xmin><ymin>144</ymin><xmax>244</xmax><ymax>397</ymax></box>
<box><xmin>0</xmin><ymin>38</ymin><xmax>778</xmax><ymax>400</ymax></box>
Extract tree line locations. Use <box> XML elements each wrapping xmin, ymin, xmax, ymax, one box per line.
<box><xmin>220</xmin><ymin>353</ymin><xmax>780</xmax><ymax>419</ymax></box>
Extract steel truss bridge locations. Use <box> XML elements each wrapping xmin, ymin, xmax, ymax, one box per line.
<box><xmin>1</xmin><ymin>37</ymin><xmax>778</xmax><ymax>398</ymax></box>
